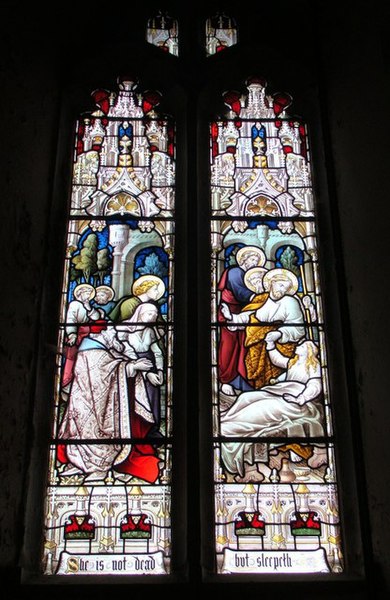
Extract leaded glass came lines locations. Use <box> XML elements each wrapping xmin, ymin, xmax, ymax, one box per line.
<box><xmin>42</xmin><ymin>77</ymin><xmax>175</xmax><ymax>577</ymax></box>
<box><xmin>210</xmin><ymin>77</ymin><xmax>343</xmax><ymax>575</ymax></box>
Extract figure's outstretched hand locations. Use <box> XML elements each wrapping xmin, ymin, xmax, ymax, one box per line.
<box><xmin>220</xmin><ymin>302</ymin><xmax>232</xmax><ymax>321</ymax></box>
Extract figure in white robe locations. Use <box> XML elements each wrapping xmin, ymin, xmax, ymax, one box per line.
<box><xmin>117</xmin><ymin>303</ymin><xmax>164</xmax><ymax>437</ymax></box>
<box><xmin>58</xmin><ymin>324</ymin><xmax>154</xmax><ymax>482</ymax></box>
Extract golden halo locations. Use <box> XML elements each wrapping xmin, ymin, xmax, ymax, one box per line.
<box><xmin>95</xmin><ymin>285</ymin><xmax>115</xmax><ymax>301</ymax></box>
<box><xmin>263</xmin><ymin>268</ymin><xmax>299</xmax><ymax>295</ymax></box>
<box><xmin>236</xmin><ymin>245</ymin><xmax>266</xmax><ymax>267</ymax></box>
<box><xmin>73</xmin><ymin>283</ymin><xmax>95</xmax><ymax>300</ymax></box>
<box><xmin>244</xmin><ymin>267</ymin><xmax>268</xmax><ymax>292</ymax></box>
<box><xmin>132</xmin><ymin>275</ymin><xmax>166</xmax><ymax>300</ymax></box>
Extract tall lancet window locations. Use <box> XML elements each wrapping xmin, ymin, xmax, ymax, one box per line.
<box><xmin>206</xmin><ymin>12</ymin><xmax>238</xmax><ymax>56</ymax></box>
<box><xmin>210</xmin><ymin>77</ymin><xmax>343</xmax><ymax>575</ymax></box>
<box><xmin>42</xmin><ymin>76</ymin><xmax>176</xmax><ymax>577</ymax></box>
<box><xmin>146</xmin><ymin>11</ymin><xmax>179</xmax><ymax>56</ymax></box>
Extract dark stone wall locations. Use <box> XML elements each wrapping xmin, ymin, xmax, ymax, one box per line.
<box><xmin>0</xmin><ymin>1</ymin><xmax>388</xmax><ymax>597</ymax></box>
<box><xmin>320</xmin><ymin>3</ymin><xmax>390</xmax><ymax>589</ymax></box>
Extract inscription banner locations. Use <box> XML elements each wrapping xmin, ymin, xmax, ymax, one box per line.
<box><xmin>221</xmin><ymin>549</ymin><xmax>330</xmax><ymax>574</ymax></box>
<box><xmin>57</xmin><ymin>551</ymin><xmax>166</xmax><ymax>575</ymax></box>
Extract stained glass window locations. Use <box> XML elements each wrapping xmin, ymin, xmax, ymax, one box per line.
<box><xmin>42</xmin><ymin>76</ymin><xmax>175</xmax><ymax>576</ymax></box>
<box><xmin>206</xmin><ymin>13</ymin><xmax>238</xmax><ymax>56</ymax></box>
<box><xmin>210</xmin><ymin>76</ymin><xmax>343</xmax><ymax>575</ymax></box>
<box><xmin>146</xmin><ymin>11</ymin><xmax>179</xmax><ymax>56</ymax></box>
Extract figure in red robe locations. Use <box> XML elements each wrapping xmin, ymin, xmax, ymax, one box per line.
<box><xmin>217</xmin><ymin>246</ymin><xmax>266</xmax><ymax>396</ymax></box>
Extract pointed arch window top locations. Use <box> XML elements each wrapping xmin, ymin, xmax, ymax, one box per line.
<box><xmin>146</xmin><ymin>11</ymin><xmax>179</xmax><ymax>56</ymax></box>
<box><xmin>206</xmin><ymin>12</ymin><xmax>238</xmax><ymax>56</ymax></box>
<box><xmin>40</xmin><ymin>75</ymin><xmax>177</xmax><ymax>577</ymax></box>
<box><xmin>210</xmin><ymin>76</ymin><xmax>344</xmax><ymax>575</ymax></box>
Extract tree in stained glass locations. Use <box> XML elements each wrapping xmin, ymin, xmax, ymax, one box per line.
<box><xmin>42</xmin><ymin>76</ymin><xmax>175</xmax><ymax>576</ymax></box>
<box><xmin>146</xmin><ymin>11</ymin><xmax>179</xmax><ymax>56</ymax></box>
<box><xmin>210</xmin><ymin>77</ymin><xmax>343</xmax><ymax>575</ymax></box>
<box><xmin>206</xmin><ymin>13</ymin><xmax>238</xmax><ymax>56</ymax></box>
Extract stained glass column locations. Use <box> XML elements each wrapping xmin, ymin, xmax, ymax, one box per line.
<box><xmin>210</xmin><ymin>77</ymin><xmax>344</xmax><ymax>575</ymax></box>
<box><xmin>42</xmin><ymin>76</ymin><xmax>176</xmax><ymax>577</ymax></box>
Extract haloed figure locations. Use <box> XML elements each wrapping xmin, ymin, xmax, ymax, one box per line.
<box><xmin>221</xmin><ymin>268</ymin><xmax>306</xmax><ymax>390</ymax></box>
<box><xmin>93</xmin><ymin>285</ymin><xmax>116</xmax><ymax>316</ymax></box>
<box><xmin>118</xmin><ymin>302</ymin><xmax>164</xmax><ymax>438</ymax></box>
<box><xmin>109</xmin><ymin>275</ymin><xmax>165</xmax><ymax>323</ymax></box>
<box><xmin>217</xmin><ymin>246</ymin><xmax>267</xmax><ymax>396</ymax></box>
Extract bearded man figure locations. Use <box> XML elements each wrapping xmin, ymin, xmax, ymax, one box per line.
<box><xmin>217</xmin><ymin>246</ymin><xmax>266</xmax><ymax>396</ymax></box>
<box><xmin>221</xmin><ymin>268</ymin><xmax>306</xmax><ymax>389</ymax></box>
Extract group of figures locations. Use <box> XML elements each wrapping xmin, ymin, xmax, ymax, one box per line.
<box><xmin>216</xmin><ymin>245</ymin><xmax>327</xmax><ymax>483</ymax></box>
<box><xmin>57</xmin><ymin>274</ymin><xmax>167</xmax><ymax>484</ymax></box>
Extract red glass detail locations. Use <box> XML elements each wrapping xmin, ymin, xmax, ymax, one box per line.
<box><xmin>246</xmin><ymin>75</ymin><xmax>267</xmax><ymax>88</ymax></box>
<box><xmin>273</xmin><ymin>92</ymin><xmax>293</xmax><ymax>116</ymax></box>
<box><xmin>226</xmin><ymin>146</ymin><xmax>236</xmax><ymax>154</ymax></box>
<box><xmin>150</xmin><ymin>145</ymin><xmax>158</xmax><ymax>153</ymax></box>
<box><xmin>290</xmin><ymin>511</ymin><xmax>321</xmax><ymax>536</ymax></box>
<box><xmin>76</xmin><ymin>123</ymin><xmax>85</xmax><ymax>155</ymax></box>
<box><xmin>167</xmin><ymin>125</ymin><xmax>175</xmax><ymax>157</ymax></box>
<box><xmin>234</xmin><ymin>511</ymin><xmax>265</xmax><ymax>536</ymax></box>
<box><xmin>120</xmin><ymin>514</ymin><xmax>152</xmax><ymax>539</ymax></box>
<box><xmin>275</xmin><ymin>119</ymin><xmax>282</xmax><ymax>129</ymax></box>
<box><xmin>283</xmin><ymin>145</ymin><xmax>293</xmax><ymax>154</ymax></box>
<box><xmin>114</xmin><ymin>379</ymin><xmax>160</xmax><ymax>484</ymax></box>
<box><xmin>120</xmin><ymin>514</ymin><xmax>151</xmax><ymax>534</ymax></box>
<box><xmin>142</xmin><ymin>90</ymin><xmax>162</xmax><ymax>114</ymax></box>
<box><xmin>89</xmin><ymin>319</ymin><xmax>108</xmax><ymax>334</ymax></box>
<box><xmin>76</xmin><ymin>140</ymin><xmax>84</xmax><ymax>155</ymax></box>
<box><xmin>234</xmin><ymin>119</ymin><xmax>242</xmax><ymax>128</ymax></box>
<box><xmin>117</xmin><ymin>74</ymin><xmax>138</xmax><ymax>87</ymax></box>
<box><xmin>223</xmin><ymin>90</ymin><xmax>241</xmax><ymax>116</ymax></box>
<box><xmin>91</xmin><ymin>89</ymin><xmax>110</xmax><ymax>115</ymax></box>
<box><xmin>211</xmin><ymin>122</ymin><xmax>219</xmax><ymax>157</ymax></box>
<box><xmin>216</xmin><ymin>45</ymin><xmax>227</xmax><ymax>53</ymax></box>
<box><xmin>57</xmin><ymin>444</ymin><xmax>68</xmax><ymax>464</ymax></box>
<box><xmin>299</xmin><ymin>125</ymin><xmax>307</xmax><ymax>157</ymax></box>
<box><xmin>64</xmin><ymin>515</ymin><xmax>96</xmax><ymax>539</ymax></box>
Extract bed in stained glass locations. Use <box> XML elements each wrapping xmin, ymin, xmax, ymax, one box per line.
<box><xmin>210</xmin><ymin>77</ymin><xmax>343</xmax><ymax>575</ymax></box>
<box><xmin>42</xmin><ymin>77</ymin><xmax>175</xmax><ymax>576</ymax></box>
